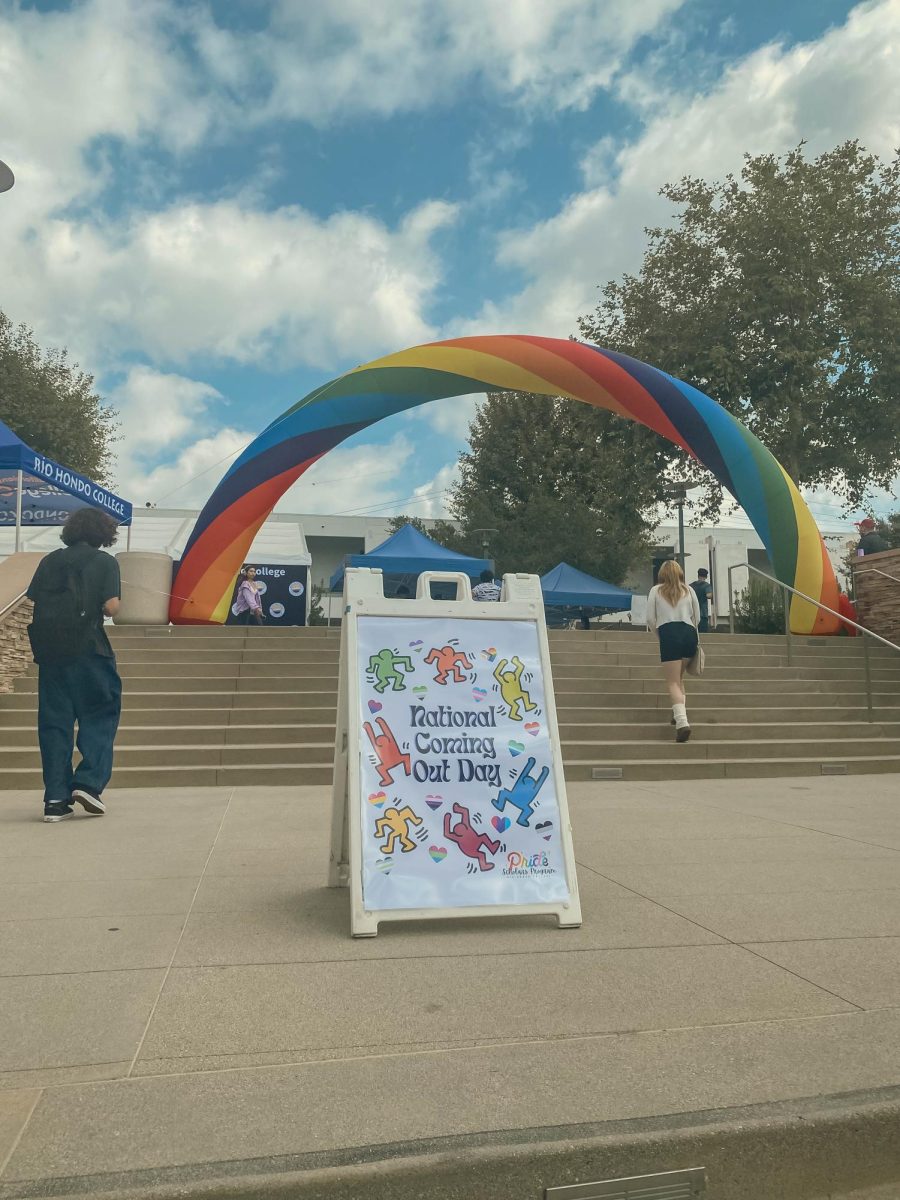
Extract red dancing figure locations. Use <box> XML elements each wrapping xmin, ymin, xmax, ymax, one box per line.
<box><xmin>424</xmin><ymin>644</ymin><xmax>473</xmax><ymax>685</ymax></box>
<box><xmin>363</xmin><ymin>717</ymin><xmax>411</xmax><ymax>787</ymax></box>
<box><xmin>444</xmin><ymin>802</ymin><xmax>500</xmax><ymax>871</ymax></box>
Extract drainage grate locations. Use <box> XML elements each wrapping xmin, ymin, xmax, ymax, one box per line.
<box><xmin>591</xmin><ymin>767</ymin><xmax>624</xmax><ymax>780</ymax></box>
<box><xmin>821</xmin><ymin>763</ymin><xmax>848</xmax><ymax>775</ymax></box>
<box><xmin>545</xmin><ymin>1167</ymin><xmax>706</xmax><ymax>1199</ymax></box>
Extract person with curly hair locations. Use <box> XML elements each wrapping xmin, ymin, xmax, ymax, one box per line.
<box><xmin>26</xmin><ymin>507</ymin><xmax>122</xmax><ymax>822</ymax></box>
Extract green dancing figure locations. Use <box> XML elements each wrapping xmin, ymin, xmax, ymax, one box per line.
<box><xmin>367</xmin><ymin>648</ymin><xmax>415</xmax><ymax>693</ymax></box>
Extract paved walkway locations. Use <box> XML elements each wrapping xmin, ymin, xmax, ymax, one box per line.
<box><xmin>3</xmin><ymin>777</ymin><xmax>900</xmax><ymax>1198</ymax></box>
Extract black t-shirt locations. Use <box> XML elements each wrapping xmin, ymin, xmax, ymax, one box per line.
<box><xmin>691</xmin><ymin>580</ymin><xmax>713</xmax><ymax>615</ymax></box>
<box><xmin>858</xmin><ymin>532</ymin><xmax>890</xmax><ymax>555</ymax></box>
<box><xmin>27</xmin><ymin>544</ymin><xmax>120</xmax><ymax>658</ymax></box>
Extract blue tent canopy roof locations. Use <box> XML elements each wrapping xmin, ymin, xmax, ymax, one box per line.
<box><xmin>0</xmin><ymin>418</ymin><xmax>132</xmax><ymax>526</ymax></box>
<box><xmin>330</xmin><ymin>523</ymin><xmax>490</xmax><ymax>590</ymax></box>
<box><xmin>540</xmin><ymin>561</ymin><xmax>633</xmax><ymax>610</ymax></box>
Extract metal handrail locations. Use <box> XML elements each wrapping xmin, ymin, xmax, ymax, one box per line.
<box><xmin>727</xmin><ymin>562</ymin><xmax>900</xmax><ymax>721</ymax></box>
<box><xmin>0</xmin><ymin>589</ymin><xmax>28</xmax><ymax>622</ymax></box>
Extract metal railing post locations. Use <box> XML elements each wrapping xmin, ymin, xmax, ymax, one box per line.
<box><xmin>863</xmin><ymin>634</ymin><xmax>874</xmax><ymax>721</ymax></box>
<box><xmin>727</xmin><ymin>564</ymin><xmax>738</xmax><ymax>634</ymax></box>
<box><xmin>783</xmin><ymin>589</ymin><xmax>792</xmax><ymax>665</ymax></box>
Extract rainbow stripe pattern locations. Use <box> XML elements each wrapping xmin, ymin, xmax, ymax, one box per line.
<box><xmin>170</xmin><ymin>336</ymin><xmax>839</xmax><ymax>633</ymax></box>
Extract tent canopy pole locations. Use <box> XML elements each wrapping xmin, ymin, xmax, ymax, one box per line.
<box><xmin>14</xmin><ymin>469</ymin><xmax>22</xmax><ymax>553</ymax></box>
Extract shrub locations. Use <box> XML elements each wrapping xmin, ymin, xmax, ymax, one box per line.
<box><xmin>732</xmin><ymin>581</ymin><xmax>786</xmax><ymax>634</ymax></box>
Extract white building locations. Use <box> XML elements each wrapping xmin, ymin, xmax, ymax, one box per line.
<box><xmin>2</xmin><ymin>505</ymin><xmax>856</xmax><ymax>624</ymax></box>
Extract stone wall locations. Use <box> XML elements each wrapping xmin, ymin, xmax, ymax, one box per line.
<box><xmin>852</xmin><ymin>548</ymin><xmax>900</xmax><ymax>646</ymax></box>
<box><xmin>0</xmin><ymin>598</ymin><xmax>33</xmax><ymax>694</ymax></box>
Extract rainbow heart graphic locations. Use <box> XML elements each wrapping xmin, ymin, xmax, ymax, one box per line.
<box><xmin>375</xmin><ymin>859</ymin><xmax>392</xmax><ymax>874</ymax></box>
<box><xmin>413</xmin><ymin>685</ymin><xmax>428</xmax><ymax>696</ymax></box>
<box><xmin>480</xmin><ymin>647</ymin><xmax>497</xmax><ymax>662</ymax></box>
<box><xmin>368</xmin><ymin>700</ymin><xmax>383</xmax><ymax>714</ymax></box>
<box><xmin>426</xmin><ymin>796</ymin><xmax>443</xmax><ymax>811</ymax></box>
<box><xmin>472</xmin><ymin>687</ymin><xmax>487</xmax><ymax>702</ymax></box>
<box><xmin>409</xmin><ymin>640</ymin><xmax>424</xmax><ymax>652</ymax></box>
<box><xmin>368</xmin><ymin>791</ymin><xmax>387</xmax><ymax>807</ymax></box>
<box><xmin>428</xmin><ymin>845</ymin><xmax>447</xmax><ymax>863</ymax></box>
<box><xmin>524</xmin><ymin>721</ymin><xmax>539</xmax><ymax>736</ymax></box>
<box><xmin>491</xmin><ymin>816</ymin><xmax>510</xmax><ymax>832</ymax></box>
<box><xmin>508</xmin><ymin>740</ymin><xmax>525</xmax><ymax>757</ymax></box>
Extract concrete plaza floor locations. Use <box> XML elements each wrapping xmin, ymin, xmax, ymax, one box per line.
<box><xmin>2</xmin><ymin>777</ymin><xmax>900</xmax><ymax>1198</ymax></box>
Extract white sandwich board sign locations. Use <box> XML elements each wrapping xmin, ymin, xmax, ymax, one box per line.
<box><xmin>329</xmin><ymin>568</ymin><xmax>582</xmax><ymax>937</ymax></box>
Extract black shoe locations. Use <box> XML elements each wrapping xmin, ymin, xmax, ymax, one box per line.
<box><xmin>72</xmin><ymin>785</ymin><xmax>106</xmax><ymax>816</ymax></box>
<box><xmin>43</xmin><ymin>803</ymin><xmax>74</xmax><ymax>823</ymax></box>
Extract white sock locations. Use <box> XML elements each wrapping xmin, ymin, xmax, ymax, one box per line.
<box><xmin>673</xmin><ymin>703</ymin><xmax>689</xmax><ymax>728</ymax></box>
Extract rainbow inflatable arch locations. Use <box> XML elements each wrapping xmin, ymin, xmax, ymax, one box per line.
<box><xmin>170</xmin><ymin>336</ymin><xmax>839</xmax><ymax>634</ymax></box>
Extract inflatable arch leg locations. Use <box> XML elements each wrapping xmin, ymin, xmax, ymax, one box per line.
<box><xmin>169</xmin><ymin>336</ymin><xmax>839</xmax><ymax>634</ymax></box>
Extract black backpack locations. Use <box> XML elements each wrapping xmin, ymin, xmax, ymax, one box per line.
<box><xmin>27</xmin><ymin>550</ymin><xmax>96</xmax><ymax>665</ymax></box>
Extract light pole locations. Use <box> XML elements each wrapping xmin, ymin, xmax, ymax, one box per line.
<box><xmin>471</xmin><ymin>527</ymin><xmax>499</xmax><ymax>569</ymax></box>
<box><xmin>663</xmin><ymin>483</ymin><xmax>699</xmax><ymax>572</ymax></box>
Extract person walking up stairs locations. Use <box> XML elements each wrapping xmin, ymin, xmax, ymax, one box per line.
<box><xmin>646</xmin><ymin>560</ymin><xmax>701</xmax><ymax>743</ymax></box>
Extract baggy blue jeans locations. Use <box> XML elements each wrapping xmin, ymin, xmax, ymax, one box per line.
<box><xmin>37</xmin><ymin>654</ymin><xmax>122</xmax><ymax>806</ymax></box>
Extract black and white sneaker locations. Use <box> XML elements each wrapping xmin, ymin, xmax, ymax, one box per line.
<box><xmin>44</xmin><ymin>804</ymin><xmax>74</xmax><ymax>823</ymax></box>
<box><xmin>72</xmin><ymin>786</ymin><xmax>106</xmax><ymax>816</ymax></box>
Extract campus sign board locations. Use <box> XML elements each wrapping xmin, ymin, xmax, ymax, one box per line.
<box><xmin>329</xmin><ymin>568</ymin><xmax>581</xmax><ymax>936</ymax></box>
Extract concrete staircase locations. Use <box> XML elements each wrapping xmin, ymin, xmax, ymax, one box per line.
<box><xmin>2</xmin><ymin>624</ymin><xmax>900</xmax><ymax>788</ymax></box>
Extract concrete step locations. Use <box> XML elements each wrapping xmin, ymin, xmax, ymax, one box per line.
<box><xmin>9</xmin><ymin>753</ymin><xmax>900</xmax><ymax>790</ymax></box>
<box><xmin>558</xmin><ymin>720</ymin><xmax>900</xmax><ymax>741</ymax></box>
<box><xmin>564</xmin><ymin>755</ymin><xmax>900</xmax><ymax>781</ymax></box>
<box><xmin>561</xmin><ymin>736</ymin><xmax>900</xmax><ymax>761</ymax></box>
<box><xmin>0</xmin><ymin>742</ymin><xmax>335</xmax><ymax>769</ymax></box>
<box><xmin>2</xmin><ymin>762</ymin><xmax>334</xmax><ymax>789</ymax></box>
<box><xmin>6</xmin><ymin>733</ymin><xmax>898</xmax><ymax>771</ymax></box>
<box><xmin>0</xmin><ymin>723</ymin><xmax>335</xmax><ymax>747</ymax></box>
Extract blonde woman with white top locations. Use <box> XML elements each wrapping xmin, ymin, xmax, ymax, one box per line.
<box><xmin>646</xmin><ymin>559</ymin><xmax>701</xmax><ymax>742</ymax></box>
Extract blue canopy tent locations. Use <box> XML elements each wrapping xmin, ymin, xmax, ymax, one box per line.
<box><xmin>330</xmin><ymin>523</ymin><xmax>490</xmax><ymax>593</ymax></box>
<box><xmin>0</xmin><ymin>419</ymin><xmax>132</xmax><ymax>551</ymax></box>
<box><xmin>541</xmin><ymin>562</ymin><xmax>633</xmax><ymax>625</ymax></box>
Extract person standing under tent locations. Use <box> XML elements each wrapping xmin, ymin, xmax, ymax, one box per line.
<box><xmin>234</xmin><ymin>565</ymin><xmax>264</xmax><ymax>625</ymax></box>
<box><xmin>472</xmin><ymin>569</ymin><xmax>501</xmax><ymax>601</ymax></box>
<box><xmin>26</xmin><ymin>508</ymin><xmax>122</xmax><ymax>822</ymax></box>
<box><xmin>646</xmin><ymin>559</ymin><xmax>701</xmax><ymax>743</ymax></box>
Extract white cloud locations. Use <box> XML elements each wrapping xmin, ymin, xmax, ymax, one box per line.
<box><xmin>119</xmin><ymin>426</ymin><xmax>253</xmax><ymax>510</ymax></box>
<box><xmin>456</xmin><ymin>0</ymin><xmax>900</xmax><ymax>336</ymax></box>
<box><xmin>113</xmin><ymin>366</ymin><xmax>223</xmax><ymax>455</ymax></box>
<box><xmin>197</xmin><ymin>0</ymin><xmax>685</xmax><ymax>124</ymax></box>
<box><xmin>278</xmin><ymin>435</ymin><xmax>416</xmax><ymax>517</ymax></box>
<box><xmin>3</xmin><ymin>197</ymin><xmax>458</xmax><ymax>369</ymax></box>
<box><xmin>406</xmin><ymin>461</ymin><xmax>460</xmax><ymax>519</ymax></box>
<box><xmin>0</xmin><ymin>0</ymin><xmax>214</xmax><ymax>225</ymax></box>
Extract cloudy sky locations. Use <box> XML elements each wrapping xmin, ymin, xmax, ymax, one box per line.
<box><xmin>2</xmin><ymin>0</ymin><xmax>898</xmax><ymax>529</ymax></box>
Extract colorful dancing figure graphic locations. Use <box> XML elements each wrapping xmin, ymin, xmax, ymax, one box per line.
<box><xmin>367</xmin><ymin>648</ymin><xmax>415</xmax><ymax>693</ymax></box>
<box><xmin>444</xmin><ymin>802</ymin><xmax>500</xmax><ymax>871</ymax></box>
<box><xmin>492</xmin><ymin>757</ymin><xmax>548</xmax><ymax>827</ymax></box>
<box><xmin>493</xmin><ymin>656</ymin><xmax>536</xmax><ymax>721</ymax></box>
<box><xmin>363</xmin><ymin>717</ymin><xmax>411</xmax><ymax>787</ymax></box>
<box><xmin>375</xmin><ymin>806</ymin><xmax>423</xmax><ymax>854</ymax></box>
<box><xmin>424</xmin><ymin>645</ymin><xmax>473</xmax><ymax>685</ymax></box>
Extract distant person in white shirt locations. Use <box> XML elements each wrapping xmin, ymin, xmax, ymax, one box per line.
<box><xmin>472</xmin><ymin>569</ymin><xmax>501</xmax><ymax>601</ymax></box>
<box><xmin>646</xmin><ymin>559</ymin><xmax>700</xmax><ymax>743</ymax></box>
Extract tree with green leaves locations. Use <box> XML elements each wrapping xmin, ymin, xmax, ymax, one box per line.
<box><xmin>0</xmin><ymin>312</ymin><xmax>117</xmax><ymax>483</ymax></box>
<box><xmin>579</xmin><ymin>141</ymin><xmax>900</xmax><ymax>516</ymax></box>
<box><xmin>445</xmin><ymin>390</ymin><xmax>670</xmax><ymax>583</ymax></box>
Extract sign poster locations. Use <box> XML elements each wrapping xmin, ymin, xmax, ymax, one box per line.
<box><xmin>226</xmin><ymin>563</ymin><xmax>308</xmax><ymax>625</ymax></box>
<box><xmin>356</xmin><ymin>615</ymin><xmax>571</xmax><ymax>911</ymax></box>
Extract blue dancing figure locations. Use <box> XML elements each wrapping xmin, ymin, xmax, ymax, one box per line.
<box><xmin>492</xmin><ymin>757</ymin><xmax>549</xmax><ymax>827</ymax></box>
